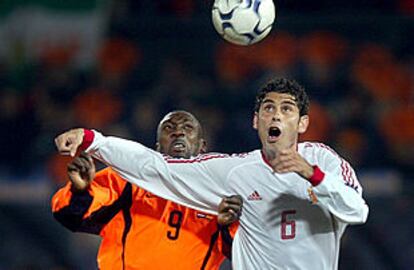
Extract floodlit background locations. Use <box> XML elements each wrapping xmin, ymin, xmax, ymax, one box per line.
<box><xmin>0</xmin><ymin>0</ymin><xmax>413</xmax><ymax>269</ymax></box>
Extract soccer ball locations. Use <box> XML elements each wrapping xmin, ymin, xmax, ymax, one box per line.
<box><xmin>212</xmin><ymin>0</ymin><xmax>276</xmax><ymax>46</ymax></box>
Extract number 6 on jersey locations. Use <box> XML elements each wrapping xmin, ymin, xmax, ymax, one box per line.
<box><xmin>281</xmin><ymin>210</ymin><xmax>296</xmax><ymax>240</ymax></box>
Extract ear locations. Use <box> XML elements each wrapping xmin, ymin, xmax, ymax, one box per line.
<box><xmin>199</xmin><ymin>139</ymin><xmax>207</xmax><ymax>153</ymax></box>
<box><xmin>155</xmin><ymin>142</ymin><xmax>161</xmax><ymax>152</ymax></box>
<box><xmin>298</xmin><ymin>115</ymin><xmax>309</xmax><ymax>134</ymax></box>
<box><xmin>253</xmin><ymin>112</ymin><xmax>258</xmax><ymax>130</ymax></box>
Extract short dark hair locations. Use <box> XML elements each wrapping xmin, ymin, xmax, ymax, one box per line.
<box><xmin>254</xmin><ymin>78</ymin><xmax>310</xmax><ymax>116</ymax></box>
<box><xmin>156</xmin><ymin>110</ymin><xmax>204</xmax><ymax>141</ymax></box>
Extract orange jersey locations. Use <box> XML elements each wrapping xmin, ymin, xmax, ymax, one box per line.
<box><xmin>51</xmin><ymin>167</ymin><xmax>237</xmax><ymax>270</ymax></box>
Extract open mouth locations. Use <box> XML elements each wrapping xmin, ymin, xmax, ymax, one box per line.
<box><xmin>171</xmin><ymin>140</ymin><xmax>186</xmax><ymax>151</ymax></box>
<box><xmin>267</xmin><ymin>127</ymin><xmax>281</xmax><ymax>142</ymax></box>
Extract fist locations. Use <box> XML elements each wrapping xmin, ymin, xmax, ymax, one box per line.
<box><xmin>217</xmin><ymin>195</ymin><xmax>243</xmax><ymax>226</ymax></box>
<box><xmin>67</xmin><ymin>152</ymin><xmax>96</xmax><ymax>192</ymax></box>
<box><xmin>55</xmin><ymin>128</ymin><xmax>84</xmax><ymax>157</ymax></box>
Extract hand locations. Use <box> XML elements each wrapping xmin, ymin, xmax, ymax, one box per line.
<box><xmin>67</xmin><ymin>152</ymin><xmax>96</xmax><ymax>192</ymax></box>
<box><xmin>217</xmin><ymin>195</ymin><xmax>243</xmax><ymax>226</ymax></box>
<box><xmin>55</xmin><ymin>128</ymin><xmax>84</xmax><ymax>157</ymax></box>
<box><xmin>269</xmin><ymin>149</ymin><xmax>314</xmax><ymax>180</ymax></box>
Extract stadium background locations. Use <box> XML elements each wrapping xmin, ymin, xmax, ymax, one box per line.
<box><xmin>0</xmin><ymin>0</ymin><xmax>413</xmax><ymax>269</ymax></box>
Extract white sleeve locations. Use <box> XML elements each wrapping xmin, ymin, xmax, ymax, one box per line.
<box><xmin>311</xmin><ymin>145</ymin><xmax>369</xmax><ymax>224</ymax></box>
<box><xmin>85</xmin><ymin>130</ymin><xmax>234</xmax><ymax>215</ymax></box>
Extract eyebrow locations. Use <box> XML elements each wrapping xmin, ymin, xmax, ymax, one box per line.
<box><xmin>262</xmin><ymin>98</ymin><xmax>297</xmax><ymax>106</ymax></box>
<box><xmin>162</xmin><ymin>119</ymin><xmax>194</xmax><ymax>126</ymax></box>
<box><xmin>281</xmin><ymin>100</ymin><xmax>297</xmax><ymax>106</ymax></box>
<box><xmin>262</xmin><ymin>99</ymin><xmax>275</xmax><ymax>105</ymax></box>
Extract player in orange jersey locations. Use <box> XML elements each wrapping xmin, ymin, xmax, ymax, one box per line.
<box><xmin>51</xmin><ymin>111</ymin><xmax>241</xmax><ymax>270</ymax></box>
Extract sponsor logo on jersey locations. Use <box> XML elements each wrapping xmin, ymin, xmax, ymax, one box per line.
<box><xmin>196</xmin><ymin>213</ymin><xmax>213</xmax><ymax>220</ymax></box>
<box><xmin>247</xmin><ymin>190</ymin><xmax>262</xmax><ymax>201</ymax></box>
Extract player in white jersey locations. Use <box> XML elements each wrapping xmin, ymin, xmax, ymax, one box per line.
<box><xmin>55</xmin><ymin>78</ymin><xmax>369</xmax><ymax>269</ymax></box>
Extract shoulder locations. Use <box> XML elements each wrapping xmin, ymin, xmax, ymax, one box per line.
<box><xmin>299</xmin><ymin>142</ymin><xmax>358</xmax><ymax>181</ymax></box>
<box><xmin>94</xmin><ymin>167</ymin><xmax>133</xmax><ymax>191</ymax></box>
<box><xmin>299</xmin><ymin>141</ymin><xmax>339</xmax><ymax>156</ymax></box>
<box><xmin>298</xmin><ymin>141</ymin><xmax>343</xmax><ymax>165</ymax></box>
<box><xmin>96</xmin><ymin>167</ymin><xmax>125</xmax><ymax>181</ymax></box>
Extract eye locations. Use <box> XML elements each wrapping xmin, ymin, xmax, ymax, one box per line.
<box><xmin>184</xmin><ymin>124</ymin><xmax>194</xmax><ymax>131</ymax></box>
<box><xmin>282</xmin><ymin>105</ymin><xmax>294</xmax><ymax>112</ymax></box>
<box><xmin>163</xmin><ymin>124</ymin><xmax>173</xmax><ymax>131</ymax></box>
<box><xmin>263</xmin><ymin>104</ymin><xmax>275</xmax><ymax>112</ymax></box>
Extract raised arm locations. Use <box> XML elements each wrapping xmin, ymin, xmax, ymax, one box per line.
<box><xmin>55</xmin><ymin>129</ymin><xmax>235</xmax><ymax>214</ymax></box>
<box><xmin>303</xmin><ymin>144</ymin><xmax>369</xmax><ymax>224</ymax></box>
<box><xmin>270</xmin><ymin>143</ymin><xmax>369</xmax><ymax>224</ymax></box>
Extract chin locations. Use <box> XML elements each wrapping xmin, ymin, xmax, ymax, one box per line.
<box><xmin>173</xmin><ymin>152</ymin><xmax>188</xmax><ymax>159</ymax></box>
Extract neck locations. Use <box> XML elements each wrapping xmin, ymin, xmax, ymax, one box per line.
<box><xmin>262</xmin><ymin>147</ymin><xmax>276</xmax><ymax>161</ymax></box>
<box><xmin>261</xmin><ymin>142</ymin><xmax>297</xmax><ymax>160</ymax></box>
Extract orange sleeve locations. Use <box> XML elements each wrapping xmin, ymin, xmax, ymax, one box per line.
<box><xmin>51</xmin><ymin>167</ymin><xmax>130</xmax><ymax>234</ymax></box>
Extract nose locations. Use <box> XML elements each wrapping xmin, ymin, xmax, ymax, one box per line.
<box><xmin>170</xmin><ymin>127</ymin><xmax>185</xmax><ymax>138</ymax></box>
<box><xmin>271</xmin><ymin>108</ymin><xmax>282</xmax><ymax>122</ymax></box>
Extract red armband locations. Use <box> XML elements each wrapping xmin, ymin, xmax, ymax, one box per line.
<box><xmin>309</xmin><ymin>166</ymin><xmax>325</xmax><ymax>186</ymax></box>
<box><xmin>79</xmin><ymin>129</ymin><xmax>95</xmax><ymax>150</ymax></box>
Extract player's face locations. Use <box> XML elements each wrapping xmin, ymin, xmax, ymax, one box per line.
<box><xmin>253</xmin><ymin>92</ymin><xmax>309</xmax><ymax>155</ymax></box>
<box><xmin>157</xmin><ymin>112</ymin><xmax>206</xmax><ymax>158</ymax></box>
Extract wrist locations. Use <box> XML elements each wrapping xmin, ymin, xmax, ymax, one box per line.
<box><xmin>308</xmin><ymin>166</ymin><xmax>325</xmax><ymax>186</ymax></box>
<box><xmin>70</xmin><ymin>182</ymin><xmax>90</xmax><ymax>193</ymax></box>
<box><xmin>217</xmin><ymin>223</ymin><xmax>229</xmax><ymax>229</ymax></box>
<box><xmin>79</xmin><ymin>129</ymin><xmax>94</xmax><ymax>150</ymax></box>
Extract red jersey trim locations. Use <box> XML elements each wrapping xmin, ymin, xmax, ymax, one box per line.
<box><xmin>309</xmin><ymin>166</ymin><xmax>325</xmax><ymax>186</ymax></box>
<box><xmin>80</xmin><ymin>129</ymin><xmax>95</xmax><ymax>150</ymax></box>
<box><xmin>165</xmin><ymin>153</ymin><xmax>229</xmax><ymax>164</ymax></box>
<box><xmin>260</xmin><ymin>150</ymin><xmax>273</xmax><ymax>170</ymax></box>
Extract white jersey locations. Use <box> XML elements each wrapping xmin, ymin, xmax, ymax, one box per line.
<box><xmin>86</xmin><ymin>131</ymin><xmax>369</xmax><ymax>270</ymax></box>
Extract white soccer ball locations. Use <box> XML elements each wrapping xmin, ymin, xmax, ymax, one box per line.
<box><xmin>212</xmin><ymin>0</ymin><xmax>276</xmax><ymax>46</ymax></box>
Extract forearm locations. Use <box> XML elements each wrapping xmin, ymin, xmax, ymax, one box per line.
<box><xmin>311</xmin><ymin>171</ymin><xmax>369</xmax><ymax>224</ymax></box>
<box><xmin>51</xmin><ymin>184</ymin><xmax>95</xmax><ymax>232</ymax></box>
<box><xmin>84</xmin><ymin>130</ymin><xmax>222</xmax><ymax>214</ymax></box>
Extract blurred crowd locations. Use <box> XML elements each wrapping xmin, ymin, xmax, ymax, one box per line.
<box><xmin>0</xmin><ymin>0</ymin><xmax>413</xmax><ymax>187</ymax></box>
<box><xmin>0</xmin><ymin>0</ymin><xmax>413</xmax><ymax>186</ymax></box>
